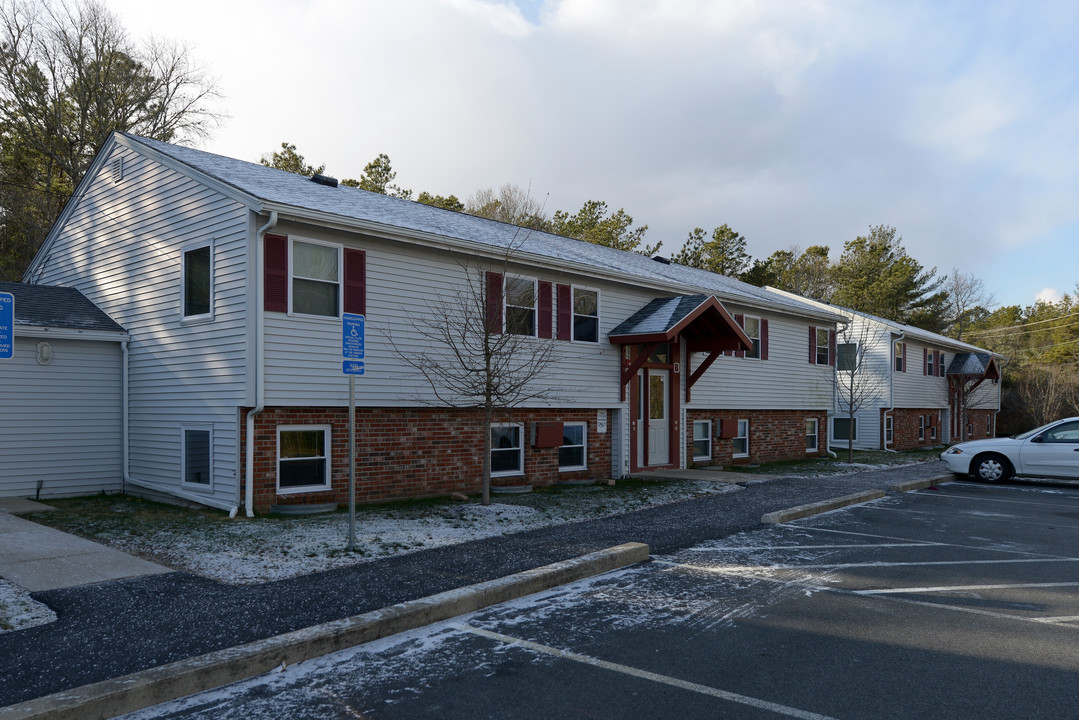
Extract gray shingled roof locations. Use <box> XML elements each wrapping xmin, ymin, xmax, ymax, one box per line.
<box><xmin>0</xmin><ymin>282</ymin><xmax>125</xmax><ymax>333</ymax></box>
<box><xmin>946</xmin><ymin>352</ymin><xmax>995</xmax><ymax>376</ymax></box>
<box><xmin>609</xmin><ymin>295</ymin><xmax>710</xmax><ymax>337</ymax></box>
<box><xmin>126</xmin><ymin>135</ymin><xmax>842</xmax><ymax>321</ymax></box>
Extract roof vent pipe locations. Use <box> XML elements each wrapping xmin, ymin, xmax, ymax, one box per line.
<box><xmin>310</xmin><ymin>174</ymin><xmax>339</xmax><ymax>188</ymax></box>
<box><xmin>652</xmin><ymin>255</ymin><xmax>670</xmax><ymax>264</ymax></box>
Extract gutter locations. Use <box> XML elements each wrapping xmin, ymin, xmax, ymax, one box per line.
<box><xmin>244</xmin><ymin>211</ymin><xmax>278</xmax><ymax>517</ymax></box>
<box><xmin>882</xmin><ymin>330</ymin><xmax>904</xmax><ymax>452</ymax></box>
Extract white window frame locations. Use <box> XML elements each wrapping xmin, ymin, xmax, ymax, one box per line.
<box><xmin>815</xmin><ymin>328</ymin><xmax>830</xmax><ymax>365</ymax></box>
<box><xmin>987</xmin><ymin>415</ymin><xmax>992</xmax><ymax>436</ymax></box>
<box><xmin>571</xmin><ymin>286</ymin><xmax>600</xmax><ymax>343</ymax></box>
<box><xmin>885</xmin><ymin>415</ymin><xmax>893</xmax><ymax>444</ymax></box>
<box><xmin>491</xmin><ymin>423</ymin><xmax>525</xmax><ymax>477</ymax></box>
<box><xmin>277</xmin><ymin>425</ymin><xmax>332</xmax><ymax>494</ymax></box>
<box><xmin>833</xmin><ymin>417</ymin><xmax>858</xmax><ymax>442</ymax></box>
<box><xmin>733</xmin><ymin>419</ymin><xmax>749</xmax><ymax>458</ymax></box>
<box><xmin>927</xmin><ymin>349</ymin><xmax>935</xmax><ymax>376</ymax></box>
<box><xmin>504</xmin><ymin>276</ymin><xmax>538</xmax><ymax>337</ymax></box>
<box><xmin>894</xmin><ymin>341</ymin><xmax>904</xmax><ymax>372</ymax></box>
<box><xmin>805</xmin><ymin>418</ymin><xmax>818</xmax><ymax>453</ymax></box>
<box><xmin>558</xmin><ymin>421</ymin><xmax>588</xmax><ymax>471</ymax></box>
<box><xmin>693</xmin><ymin>420</ymin><xmax>712</xmax><ymax>461</ymax></box>
<box><xmin>743</xmin><ymin>315</ymin><xmax>761</xmax><ymax>359</ymax></box>
<box><xmin>289</xmin><ymin>237</ymin><xmax>342</xmax><ymax>319</ymax></box>
<box><xmin>918</xmin><ymin>415</ymin><xmax>925</xmax><ymax>441</ymax></box>
<box><xmin>180</xmin><ymin>240</ymin><xmax>214</xmax><ymax>322</ymax></box>
<box><xmin>181</xmin><ymin>425</ymin><xmax>213</xmax><ymax>490</ymax></box>
<box><xmin>836</xmin><ymin>342</ymin><xmax>858</xmax><ymax>372</ymax></box>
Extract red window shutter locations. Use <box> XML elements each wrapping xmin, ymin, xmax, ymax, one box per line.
<box><xmin>556</xmin><ymin>284</ymin><xmax>572</xmax><ymax>340</ymax></box>
<box><xmin>808</xmin><ymin>326</ymin><xmax>816</xmax><ymax>364</ymax></box>
<box><xmin>923</xmin><ymin>347</ymin><xmax>928</xmax><ymax>375</ymax></box>
<box><xmin>734</xmin><ymin>314</ymin><xmax>745</xmax><ymax>358</ymax></box>
<box><xmin>760</xmin><ymin>319</ymin><xmax>769</xmax><ymax>360</ymax></box>
<box><xmin>343</xmin><ymin>249</ymin><xmax>366</xmax><ymax>315</ymax></box>
<box><xmin>264</xmin><ymin>233</ymin><xmax>288</xmax><ymax>312</ymax></box>
<box><xmin>829</xmin><ymin>330</ymin><xmax>837</xmax><ymax>366</ymax></box>
<box><xmin>538</xmin><ymin>281</ymin><xmax>553</xmax><ymax>339</ymax></box>
<box><xmin>486</xmin><ymin>271</ymin><xmax>503</xmax><ymax>334</ymax></box>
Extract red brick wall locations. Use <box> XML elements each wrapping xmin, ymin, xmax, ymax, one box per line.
<box><xmin>960</xmin><ymin>409</ymin><xmax>996</xmax><ymax>440</ymax></box>
<box><xmin>685</xmin><ymin>409</ymin><xmax>827</xmax><ymax>466</ymax></box>
<box><xmin>240</xmin><ymin>406</ymin><xmax>611</xmax><ymax>512</ymax></box>
<box><xmin>887</xmin><ymin>408</ymin><xmax>944</xmax><ymax>450</ymax></box>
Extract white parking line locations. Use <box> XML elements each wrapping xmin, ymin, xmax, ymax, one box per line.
<box><xmin>908</xmin><ymin>489</ymin><xmax>1079</xmax><ymax>510</ymax></box>
<box><xmin>866</xmin><ymin>594</ymin><xmax>1079</xmax><ymax>628</ymax></box>
<box><xmin>666</xmin><ymin>557</ymin><xmax>1079</xmax><ymax>572</ymax></box>
<box><xmin>853</xmin><ymin>581</ymin><xmax>1079</xmax><ymax>595</ymax></box>
<box><xmin>459</xmin><ymin>624</ymin><xmax>839</xmax><ymax>720</ymax></box>
<box><xmin>685</xmin><ymin>543</ymin><xmax>935</xmax><ymax>552</ymax></box>
<box><xmin>797</xmin><ymin>526</ymin><xmax>1079</xmax><ymax>560</ymax></box>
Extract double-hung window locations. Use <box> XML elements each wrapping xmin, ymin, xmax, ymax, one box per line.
<box><xmin>182</xmin><ymin>426</ymin><xmax>212</xmax><ymax>487</ymax></box>
<box><xmin>693</xmin><ymin>421</ymin><xmax>712</xmax><ymax>461</ymax></box>
<box><xmin>278</xmin><ymin>426</ymin><xmax>331</xmax><ymax>492</ymax></box>
<box><xmin>491</xmin><ymin>424</ymin><xmax>524</xmax><ymax>475</ymax></box>
<box><xmin>918</xmin><ymin>416</ymin><xmax>926</xmax><ymax>441</ymax></box>
<box><xmin>181</xmin><ymin>243</ymin><xmax>212</xmax><ymax>319</ymax></box>
<box><xmin>805</xmin><ymin>419</ymin><xmax>818</xmax><ymax>452</ymax></box>
<box><xmin>559</xmin><ymin>422</ymin><xmax>587</xmax><ymax>470</ymax></box>
<box><xmin>885</xmin><ymin>416</ymin><xmax>893</xmax><ymax>444</ymax></box>
<box><xmin>743</xmin><ymin>316</ymin><xmax>761</xmax><ymax>359</ymax></box>
<box><xmin>894</xmin><ymin>341</ymin><xmax>905</xmax><ymax>372</ymax></box>
<box><xmin>815</xmin><ymin>328</ymin><xmax>830</xmax><ymax>365</ymax></box>
<box><xmin>291</xmin><ymin>239</ymin><xmax>341</xmax><ymax>317</ymax></box>
<box><xmin>505</xmin><ymin>277</ymin><xmax>536</xmax><ymax>336</ymax></box>
<box><xmin>733</xmin><ymin>419</ymin><xmax>749</xmax><ymax>458</ymax></box>
<box><xmin>572</xmin><ymin>288</ymin><xmax>599</xmax><ymax>342</ymax></box>
<box><xmin>837</xmin><ymin>343</ymin><xmax>857</xmax><ymax>372</ymax></box>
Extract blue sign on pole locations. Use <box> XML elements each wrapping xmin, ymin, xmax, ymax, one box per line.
<box><xmin>342</xmin><ymin>313</ymin><xmax>365</xmax><ymax>360</ymax></box>
<box><xmin>343</xmin><ymin>360</ymin><xmax>365</xmax><ymax>375</ymax></box>
<box><xmin>0</xmin><ymin>291</ymin><xmax>13</xmax><ymax>360</ymax></box>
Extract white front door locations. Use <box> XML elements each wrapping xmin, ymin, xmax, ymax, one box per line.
<box><xmin>647</xmin><ymin>370</ymin><xmax>669</xmax><ymax>466</ymax></box>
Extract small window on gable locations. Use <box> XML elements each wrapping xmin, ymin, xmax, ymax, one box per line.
<box><xmin>182</xmin><ymin>427</ymin><xmax>212</xmax><ymax>488</ymax></box>
<box><xmin>743</xmin><ymin>316</ymin><xmax>761</xmax><ymax>359</ymax></box>
<box><xmin>572</xmin><ymin>288</ymin><xmax>599</xmax><ymax>343</ymax></box>
<box><xmin>559</xmin><ymin>422</ymin><xmax>587</xmax><ymax>470</ymax></box>
<box><xmin>291</xmin><ymin>239</ymin><xmax>341</xmax><ymax>317</ymax></box>
<box><xmin>505</xmin><ymin>277</ymin><xmax>536</xmax><ymax>336</ymax></box>
<box><xmin>182</xmin><ymin>244</ymin><xmax>212</xmax><ymax>319</ymax></box>
<box><xmin>816</xmin><ymin>328</ymin><xmax>830</xmax><ymax>365</ymax></box>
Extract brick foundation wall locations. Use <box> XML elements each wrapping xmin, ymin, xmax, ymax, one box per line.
<box><xmin>685</xmin><ymin>409</ymin><xmax>827</xmax><ymax>466</ymax></box>
<box><xmin>241</xmin><ymin>406</ymin><xmax>611</xmax><ymax>512</ymax></box>
<box><xmin>958</xmin><ymin>408</ymin><xmax>996</xmax><ymax>441</ymax></box>
<box><xmin>887</xmin><ymin>408</ymin><xmax>944</xmax><ymax>450</ymax></box>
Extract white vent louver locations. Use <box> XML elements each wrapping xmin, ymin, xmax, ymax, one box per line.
<box><xmin>110</xmin><ymin>157</ymin><xmax>124</xmax><ymax>183</ymax></box>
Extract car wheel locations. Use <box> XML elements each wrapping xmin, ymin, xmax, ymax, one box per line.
<box><xmin>971</xmin><ymin>453</ymin><xmax>1013</xmax><ymax>483</ymax></box>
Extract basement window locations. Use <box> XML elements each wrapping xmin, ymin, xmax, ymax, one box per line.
<box><xmin>278</xmin><ymin>426</ymin><xmax>331</xmax><ymax>492</ymax></box>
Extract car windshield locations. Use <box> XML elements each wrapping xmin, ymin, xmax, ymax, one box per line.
<box><xmin>1015</xmin><ymin>420</ymin><xmax>1065</xmax><ymax>440</ymax></box>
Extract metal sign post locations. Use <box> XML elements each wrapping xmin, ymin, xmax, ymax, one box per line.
<box><xmin>342</xmin><ymin>314</ymin><xmax>365</xmax><ymax>552</ymax></box>
<box><xmin>0</xmin><ymin>292</ymin><xmax>13</xmax><ymax>361</ymax></box>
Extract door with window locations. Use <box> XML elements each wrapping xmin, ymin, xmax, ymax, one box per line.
<box><xmin>647</xmin><ymin>370</ymin><xmax>670</xmax><ymax>465</ymax></box>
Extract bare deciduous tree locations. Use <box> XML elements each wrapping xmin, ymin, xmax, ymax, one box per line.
<box><xmin>1014</xmin><ymin>363</ymin><xmax>1079</xmax><ymax>427</ymax></box>
<box><xmin>942</xmin><ymin>269</ymin><xmax>995</xmax><ymax>341</ymax></box>
<box><xmin>833</xmin><ymin>314</ymin><xmax>889</xmax><ymax>461</ymax></box>
<box><xmin>388</xmin><ymin>243</ymin><xmax>562</xmax><ymax>505</ymax></box>
<box><xmin>466</xmin><ymin>183</ymin><xmax>549</xmax><ymax>230</ymax></box>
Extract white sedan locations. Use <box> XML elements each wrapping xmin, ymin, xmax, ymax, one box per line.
<box><xmin>941</xmin><ymin>417</ymin><xmax>1079</xmax><ymax>482</ymax></box>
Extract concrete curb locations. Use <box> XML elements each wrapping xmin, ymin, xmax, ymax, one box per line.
<box><xmin>1</xmin><ymin>542</ymin><xmax>650</xmax><ymax>720</ymax></box>
<box><xmin>761</xmin><ymin>489</ymin><xmax>886</xmax><ymax>524</ymax></box>
<box><xmin>888</xmin><ymin>474</ymin><xmax>954</xmax><ymax>493</ymax></box>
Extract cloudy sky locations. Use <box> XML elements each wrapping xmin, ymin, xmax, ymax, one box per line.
<box><xmin>107</xmin><ymin>0</ymin><xmax>1079</xmax><ymax>309</ymax></box>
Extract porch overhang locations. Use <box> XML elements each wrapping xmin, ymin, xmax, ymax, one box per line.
<box><xmin>608</xmin><ymin>295</ymin><xmax>752</xmax><ymax>397</ymax></box>
<box><xmin>946</xmin><ymin>352</ymin><xmax>1001</xmax><ymax>392</ymax></box>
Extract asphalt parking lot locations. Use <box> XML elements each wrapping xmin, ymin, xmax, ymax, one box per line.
<box><xmin>120</xmin><ymin>479</ymin><xmax>1079</xmax><ymax>720</ymax></box>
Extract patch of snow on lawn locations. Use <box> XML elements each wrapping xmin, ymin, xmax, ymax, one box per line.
<box><xmin>0</xmin><ymin>578</ymin><xmax>56</xmax><ymax>633</ymax></box>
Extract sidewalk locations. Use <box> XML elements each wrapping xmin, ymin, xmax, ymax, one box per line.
<box><xmin>0</xmin><ymin>462</ymin><xmax>951</xmax><ymax>710</ymax></box>
<box><xmin>0</xmin><ymin>499</ymin><xmax>169</xmax><ymax>592</ymax></box>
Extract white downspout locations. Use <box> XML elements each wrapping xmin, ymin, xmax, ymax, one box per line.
<box><xmin>882</xmin><ymin>330</ymin><xmax>904</xmax><ymax>452</ymax></box>
<box><xmin>245</xmin><ymin>211</ymin><xmax>278</xmax><ymax>517</ymax></box>
<box><xmin>121</xmin><ymin>340</ymin><xmax>129</xmax><ymax>493</ymax></box>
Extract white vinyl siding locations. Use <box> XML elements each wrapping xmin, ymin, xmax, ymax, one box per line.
<box><xmin>31</xmin><ymin>144</ymin><xmax>248</xmax><ymax>507</ymax></box>
<box><xmin>0</xmin><ymin>337</ymin><xmax>123</xmax><ymax>498</ymax></box>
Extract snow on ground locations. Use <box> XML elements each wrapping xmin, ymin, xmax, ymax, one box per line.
<box><xmin>75</xmin><ymin>481</ymin><xmax>742</xmax><ymax>586</ymax></box>
<box><xmin>0</xmin><ymin>578</ymin><xmax>56</xmax><ymax>633</ymax></box>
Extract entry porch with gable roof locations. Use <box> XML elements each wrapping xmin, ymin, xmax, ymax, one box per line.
<box><xmin>608</xmin><ymin>295</ymin><xmax>752</xmax><ymax>472</ymax></box>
